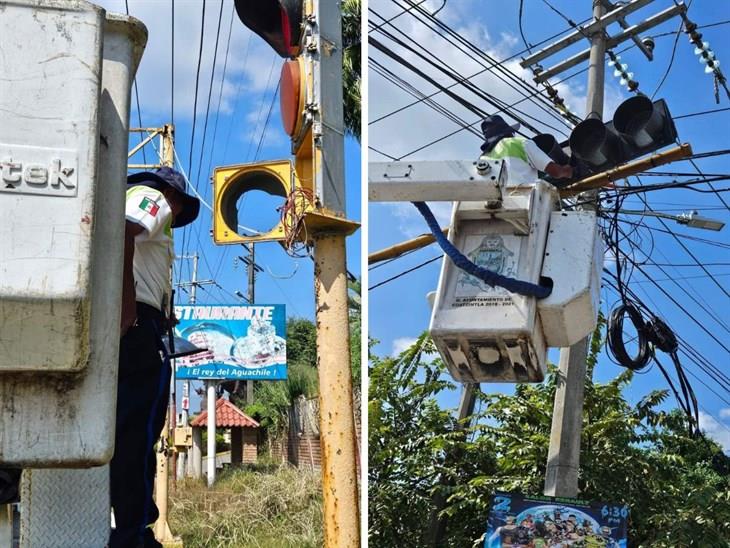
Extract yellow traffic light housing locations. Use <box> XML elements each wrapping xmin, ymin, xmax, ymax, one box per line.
<box><xmin>213</xmin><ymin>160</ymin><xmax>295</xmax><ymax>244</ymax></box>
<box><xmin>214</xmin><ymin>0</ymin><xmax>358</xmax><ymax>249</ymax></box>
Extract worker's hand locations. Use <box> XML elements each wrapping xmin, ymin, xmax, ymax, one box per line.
<box><xmin>545</xmin><ymin>162</ymin><xmax>573</xmax><ymax>180</ymax></box>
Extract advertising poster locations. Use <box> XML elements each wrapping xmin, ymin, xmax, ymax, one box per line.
<box><xmin>484</xmin><ymin>491</ymin><xmax>628</xmax><ymax>547</ymax></box>
<box><xmin>173</xmin><ymin>304</ymin><xmax>287</xmax><ymax>381</ymax></box>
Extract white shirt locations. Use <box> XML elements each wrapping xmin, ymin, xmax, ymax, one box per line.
<box><xmin>125</xmin><ymin>186</ymin><xmax>174</xmax><ymax>311</ymax></box>
<box><xmin>483</xmin><ymin>137</ymin><xmax>553</xmax><ymax>185</ymax></box>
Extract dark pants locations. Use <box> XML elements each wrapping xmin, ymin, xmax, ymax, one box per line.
<box><xmin>110</xmin><ymin>303</ymin><xmax>170</xmax><ymax>548</ymax></box>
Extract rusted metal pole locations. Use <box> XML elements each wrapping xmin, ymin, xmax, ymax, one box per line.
<box><xmin>314</xmin><ymin>233</ymin><xmax>360</xmax><ymax>547</ymax></box>
<box><xmin>559</xmin><ymin>143</ymin><xmax>693</xmax><ymax>197</ymax></box>
<box><xmin>368</xmin><ymin>228</ymin><xmax>448</xmax><ymax>264</ymax></box>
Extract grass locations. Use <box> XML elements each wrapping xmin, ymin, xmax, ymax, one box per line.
<box><xmin>169</xmin><ymin>462</ymin><xmax>323</xmax><ymax>547</ymax></box>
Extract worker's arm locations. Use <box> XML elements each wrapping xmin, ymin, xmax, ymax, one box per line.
<box><xmin>525</xmin><ymin>139</ymin><xmax>573</xmax><ymax>180</ymax></box>
<box><xmin>544</xmin><ymin>162</ymin><xmax>573</xmax><ymax>179</ymax></box>
<box><xmin>121</xmin><ymin>220</ymin><xmax>144</xmax><ymax>335</ymax></box>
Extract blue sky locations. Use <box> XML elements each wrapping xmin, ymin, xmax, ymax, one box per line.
<box><xmin>368</xmin><ymin>0</ymin><xmax>730</xmax><ymax>449</ymax></box>
<box><xmin>103</xmin><ymin>0</ymin><xmax>361</xmax><ymax>411</ymax></box>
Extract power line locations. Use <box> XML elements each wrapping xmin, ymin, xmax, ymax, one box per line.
<box><xmin>203</xmin><ymin>3</ymin><xmax>236</xmax><ymax>199</ymax></box>
<box><xmin>245</xmin><ymin>56</ymin><xmax>279</xmax><ymax>161</ymax></box>
<box><xmin>381</xmin><ymin>1</ymin><xmax>575</xmax><ymax>131</ymax></box>
<box><xmin>221</xmin><ymin>31</ymin><xmax>254</xmax><ymax>163</ymax></box>
<box><xmin>370</xmin><ymin>17</ymin><xmax>571</xmax><ymax>136</ymax></box>
<box><xmin>518</xmin><ymin>0</ymin><xmax>532</xmax><ymax>53</ymax></box>
<box><xmin>651</xmin><ymin>17</ymin><xmax>684</xmax><ymax>99</ymax></box>
<box><xmin>187</xmin><ymin>0</ymin><xmax>207</xmax><ymax>176</ymax></box>
<box><xmin>369</xmin><ymin>16</ymin><xmax>589</xmax><ymax>126</ymax></box>
<box><xmin>369</xmin><ymin>0</ymin><xmax>429</xmax><ymax>33</ymax></box>
<box><xmin>194</xmin><ymin>0</ymin><xmax>225</xmax><ymax>188</ymax></box>
<box><xmin>180</xmin><ymin>0</ymin><xmax>208</xmax><ymax>285</ymax></box>
<box><xmin>674</xmin><ymin>106</ymin><xmax>730</xmax><ymax>120</ymax></box>
<box><xmin>254</xmin><ymin>81</ymin><xmax>281</xmax><ymax>161</ymax></box>
<box><xmin>369</xmin><ymin>255</ymin><xmax>442</xmax><ymax>290</ymax></box>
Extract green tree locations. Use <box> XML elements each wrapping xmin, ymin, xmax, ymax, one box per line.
<box><xmin>349</xmin><ymin>278</ymin><xmax>362</xmax><ymax>385</ymax></box>
<box><xmin>368</xmin><ymin>325</ymin><xmax>730</xmax><ymax>547</ymax></box>
<box><xmin>239</xmin><ymin>317</ymin><xmax>318</xmax><ymax>434</ymax></box>
<box><xmin>342</xmin><ymin>0</ymin><xmax>361</xmax><ymax>139</ymax></box>
<box><xmin>287</xmin><ymin>317</ymin><xmax>317</xmax><ymax>368</ymax></box>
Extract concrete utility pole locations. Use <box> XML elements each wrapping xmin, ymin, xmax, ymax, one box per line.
<box><xmin>521</xmin><ymin>0</ymin><xmax>688</xmax><ymax>498</ymax></box>
<box><xmin>245</xmin><ymin>244</ymin><xmax>255</xmax><ymax>403</ymax></box>
<box><xmin>544</xmin><ymin>0</ymin><xmax>606</xmax><ymax>499</ymax></box>
<box><xmin>206</xmin><ymin>380</ymin><xmax>216</xmax><ymax>487</ymax></box>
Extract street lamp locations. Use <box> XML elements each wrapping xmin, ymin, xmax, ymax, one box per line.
<box><xmin>619</xmin><ymin>209</ymin><xmax>726</xmax><ymax>231</ymax></box>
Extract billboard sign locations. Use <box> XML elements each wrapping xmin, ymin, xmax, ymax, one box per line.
<box><xmin>484</xmin><ymin>491</ymin><xmax>628</xmax><ymax>547</ymax></box>
<box><xmin>173</xmin><ymin>304</ymin><xmax>287</xmax><ymax>381</ymax></box>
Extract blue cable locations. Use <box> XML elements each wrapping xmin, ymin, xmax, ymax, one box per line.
<box><xmin>412</xmin><ymin>201</ymin><xmax>552</xmax><ymax>299</ymax></box>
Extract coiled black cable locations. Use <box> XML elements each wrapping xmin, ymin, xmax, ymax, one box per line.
<box><xmin>607</xmin><ymin>302</ymin><xmax>653</xmax><ymax>371</ymax></box>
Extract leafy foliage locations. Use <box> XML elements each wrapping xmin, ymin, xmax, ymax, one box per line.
<box><xmin>287</xmin><ymin>317</ymin><xmax>317</xmax><ymax>368</ymax></box>
<box><xmin>342</xmin><ymin>0</ymin><xmax>361</xmax><ymax>139</ymax></box>
<box><xmin>368</xmin><ymin>324</ymin><xmax>730</xmax><ymax>547</ymax></box>
<box><xmin>245</xmin><ymin>363</ymin><xmax>318</xmax><ymax>436</ymax></box>
<box><xmin>349</xmin><ymin>278</ymin><xmax>362</xmax><ymax>385</ymax></box>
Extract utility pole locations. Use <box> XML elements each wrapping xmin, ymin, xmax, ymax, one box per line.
<box><xmin>517</xmin><ymin>0</ymin><xmax>688</xmax><ymax>498</ymax></box>
<box><xmin>544</xmin><ymin>0</ymin><xmax>606</xmax><ymax>499</ymax></box>
<box><xmin>245</xmin><ymin>243</ymin><xmax>255</xmax><ymax>404</ymax></box>
<box><xmin>206</xmin><ymin>380</ymin><xmax>216</xmax><ymax>487</ymax></box>
<box><xmin>223</xmin><ymin>2</ymin><xmax>361</xmax><ymax>543</ymax></box>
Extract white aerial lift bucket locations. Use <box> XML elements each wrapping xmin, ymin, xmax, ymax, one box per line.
<box><xmin>429</xmin><ymin>183</ymin><xmax>602</xmax><ymax>383</ymax></box>
<box><xmin>0</xmin><ymin>0</ymin><xmax>147</xmax><ymax>466</ymax></box>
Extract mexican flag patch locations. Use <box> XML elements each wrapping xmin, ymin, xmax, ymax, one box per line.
<box><xmin>139</xmin><ymin>196</ymin><xmax>160</xmax><ymax>216</ymax></box>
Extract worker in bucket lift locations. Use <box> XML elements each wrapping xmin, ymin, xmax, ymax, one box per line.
<box><xmin>112</xmin><ymin>167</ymin><xmax>200</xmax><ymax>548</ymax></box>
<box><xmin>480</xmin><ymin>115</ymin><xmax>573</xmax><ymax>184</ymax></box>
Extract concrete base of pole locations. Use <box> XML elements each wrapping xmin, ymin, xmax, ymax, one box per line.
<box><xmin>544</xmin><ymin>336</ymin><xmax>589</xmax><ymax>498</ymax></box>
<box><xmin>313</xmin><ymin>234</ymin><xmax>361</xmax><ymax>547</ymax></box>
<box><xmin>191</xmin><ymin>428</ymin><xmax>203</xmax><ymax>479</ymax></box>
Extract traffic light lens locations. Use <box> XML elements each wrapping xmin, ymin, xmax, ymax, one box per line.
<box><xmin>234</xmin><ymin>0</ymin><xmax>303</xmax><ymax>58</ymax></box>
<box><xmin>569</xmin><ymin>118</ymin><xmax>620</xmax><ymax>169</ymax></box>
<box><xmin>280</xmin><ymin>58</ymin><xmax>305</xmax><ymax>137</ymax></box>
<box><xmin>613</xmin><ymin>95</ymin><xmax>664</xmax><ymax>148</ymax></box>
<box><xmin>533</xmin><ymin>133</ymin><xmax>570</xmax><ymax>165</ymax></box>
<box><xmin>219</xmin><ymin>169</ymin><xmax>288</xmax><ymax>236</ymax></box>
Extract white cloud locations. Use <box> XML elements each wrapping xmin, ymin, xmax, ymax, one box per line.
<box><xmin>387</xmin><ymin>201</ymin><xmax>453</xmax><ymax>238</ymax></box>
<box><xmin>719</xmin><ymin>408</ymin><xmax>730</xmax><ymax>420</ymax></box>
<box><xmin>392</xmin><ymin>337</ymin><xmax>418</xmax><ymax>355</ymax></box>
<box><xmin>699</xmin><ymin>411</ymin><xmax>730</xmax><ymax>452</ymax></box>
<box><xmin>391</xmin><ymin>336</ymin><xmax>439</xmax><ymax>362</ymax></box>
<box><xmin>95</xmin><ymin>0</ymin><xmax>280</xmax><ymax>122</ymax></box>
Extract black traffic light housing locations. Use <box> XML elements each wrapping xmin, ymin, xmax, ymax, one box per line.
<box><xmin>569</xmin><ymin>96</ymin><xmax>678</xmax><ymax>172</ymax></box>
<box><xmin>234</xmin><ymin>0</ymin><xmax>304</xmax><ymax>58</ymax></box>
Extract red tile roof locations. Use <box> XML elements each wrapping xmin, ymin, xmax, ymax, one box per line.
<box><xmin>191</xmin><ymin>398</ymin><xmax>260</xmax><ymax>428</ymax></box>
